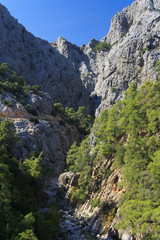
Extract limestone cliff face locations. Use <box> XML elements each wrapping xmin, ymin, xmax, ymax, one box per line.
<box><xmin>85</xmin><ymin>0</ymin><xmax>160</xmax><ymax>115</ymax></box>
<box><xmin>58</xmin><ymin>156</ymin><xmax>124</xmax><ymax>239</ymax></box>
<box><xmin>0</xmin><ymin>1</ymin><xmax>160</xmax><ymax>239</ymax></box>
<box><xmin>0</xmin><ymin>4</ymin><xmax>91</xmax><ymax>109</ymax></box>
<box><xmin>0</xmin><ymin>89</ymin><xmax>81</xmax><ymax>178</ymax></box>
<box><xmin>0</xmin><ymin>0</ymin><xmax>160</xmax><ymax>116</ymax></box>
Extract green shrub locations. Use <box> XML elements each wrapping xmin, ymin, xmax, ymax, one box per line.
<box><xmin>36</xmin><ymin>209</ymin><xmax>61</xmax><ymax>240</ymax></box>
<box><xmin>71</xmin><ymin>188</ymin><xmax>87</xmax><ymax>203</ymax></box>
<box><xmin>100</xmin><ymin>201</ymin><xmax>116</xmax><ymax>215</ymax></box>
<box><xmin>23</xmin><ymin>152</ymin><xmax>43</xmax><ymax>178</ymax></box>
<box><xmin>53</xmin><ymin>103</ymin><xmax>64</xmax><ymax>114</ymax></box>
<box><xmin>0</xmin><ymin>120</ymin><xmax>40</xmax><ymax>239</ymax></box>
<box><xmin>0</xmin><ymin>63</ymin><xmax>40</xmax><ymax>102</ymax></box>
<box><xmin>112</xmin><ymin>40</ymin><xmax>119</xmax><ymax>46</ymax></box>
<box><xmin>113</xmin><ymin>144</ymin><xmax>125</xmax><ymax>168</ymax></box>
<box><xmin>15</xmin><ymin>229</ymin><xmax>38</xmax><ymax>240</ymax></box>
<box><xmin>120</xmin><ymin>33</ymin><xmax>126</xmax><ymax>38</ymax></box>
<box><xmin>93</xmin><ymin>42</ymin><xmax>111</xmax><ymax>52</ymax></box>
<box><xmin>91</xmin><ymin>198</ymin><xmax>100</xmax><ymax>208</ymax></box>
<box><xmin>2</xmin><ymin>99</ymin><xmax>14</xmax><ymax>107</ymax></box>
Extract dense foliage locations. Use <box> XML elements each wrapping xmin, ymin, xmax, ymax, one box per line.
<box><xmin>66</xmin><ymin>61</ymin><xmax>160</xmax><ymax>238</ymax></box>
<box><xmin>0</xmin><ymin>63</ymin><xmax>40</xmax><ymax>115</ymax></box>
<box><xmin>93</xmin><ymin>42</ymin><xmax>111</xmax><ymax>52</ymax></box>
<box><xmin>52</xmin><ymin>103</ymin><xmax>92</xmax><ymax>134</ymax></box>
<box><xmin>0</xmin><ymin>120</ymin><xmax>60</xmax><ymax>240</ymax></box>
<box><xmin>0</xmin><ymin>63</ymin><xmax>40</xmax><ymax>97</ymax></box>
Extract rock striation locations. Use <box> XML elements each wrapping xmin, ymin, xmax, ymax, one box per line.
<box><xmin>58</xmin><ymin>156</ymin><xmax>124</xmax><ymax>239</ymax></box>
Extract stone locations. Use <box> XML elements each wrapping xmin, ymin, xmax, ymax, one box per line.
<box><xmin>0</xmin><ymin>94</ymin><xmax>29</xmax><ymax>118</ymax></box>
<box><xmin>119</xmin><ymin>230</ymin><xmax>134</xmax><ymax>240</ymax></box>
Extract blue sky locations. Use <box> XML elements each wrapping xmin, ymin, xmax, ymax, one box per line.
<box><xmin>0</xmin><ymin>0</ymin><xmax>134</xmax><ymax>46</ymax></box>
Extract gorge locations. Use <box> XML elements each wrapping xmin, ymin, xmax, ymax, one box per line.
<box><xmin>0</xmin><ymin>0</ymin><xmax>160</xmax><ymax>239</ymax></box>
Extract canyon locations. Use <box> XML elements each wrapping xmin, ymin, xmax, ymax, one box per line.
<box><xmin>0</xmin><ymin>0</ymin><xmax>160</xmax><ymax>239</ymax></box>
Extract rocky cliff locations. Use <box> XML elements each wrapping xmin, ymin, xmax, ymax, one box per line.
<box><xmin>0</xmin><ymin>0</ymin><xmax>160</xmax><ymax>239</ymax></box>
<box><xmin>0</xmin><ymin>0</ymin><xmax>160</xmax><ymax>116</ymax></box>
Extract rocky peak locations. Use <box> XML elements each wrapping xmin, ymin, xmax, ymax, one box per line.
<box><xmin>0</xmin><ymin>0</ymin><xmax>160</xmax><ymax>117</ymax></box>
<box><xmin>83</xmin><ymin>38</ymin><xmax>99</xmax><ymax>54</ymax></box>
<box><xmin>103</xmin><ymin>0</ymin><xmax>160</xmax><ymax>44</ymax></box>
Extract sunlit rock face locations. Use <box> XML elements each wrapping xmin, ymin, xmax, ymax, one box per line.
<box><xmin>92</xmin><ymin>0</ymin><xmax>160</xmax><ymax>115</ymax></box>
<box><xmin>0</xmin><ymin>0</ymin><xmax>160</xmax><ymax>117</ymax></box>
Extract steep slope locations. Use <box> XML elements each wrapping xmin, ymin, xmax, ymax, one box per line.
<box><xmin>63</xmin><ymin>60</ymin><xmax>160</xmax><ymax>239</ymax></box>
<box><xmin>83</xmin><ymin>0</ymin><xmax>160</xmax><ymax>115</ymax></box>
<box><xmin>0</xmin><ymin>4</ymin><xmax>92</xmax><ymax>110</ymax></box>
<box><xmin>0</xmin><ymin>62</ymin><xmax>85</xmax><ymax>239</ymax></box>
<box><xmin>0</xmin><ymin>0</ymin><xmax>160</xmax><ymax>116</ymax></box>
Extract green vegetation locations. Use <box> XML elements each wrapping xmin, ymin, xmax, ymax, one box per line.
<box><xmin>0</xmin><ymin>63</ymin><xmax>40</xmax><ymax>97</ymax></box>
<box><xmin>66</xmin><ymin>60</ymin><xmax>160</xmax><ymax>238</ymax></box>
<box><xmin>120</xmin><ymin>33</ymin><xmax>126</xmax><ymax>38</ymax></box>
<box><xmin>0</xmin><ymin>63</ymin><xmax>40</xmax><ymax>115</ymax></box>
<box><xmin>51</xmin><ymin>103</ymin><xmax>92</xmax><ymax>134</ymax></box>
<box><xmin>112</xmin><ymin>40</ymin><xmax>119</xmax><ymax>46</ymax></box>
<box><xmin>2</xmin><ymin>99</ymin><xmax>14</xmax><ymax>107</ymax></box>
<box><xmin>66</xmin><ymin>139</ymin><xmax>93</xmax><ymax>203</ymax></box>
<box><xmin>52</xmin><ymin>103</ymin><xmax>65</xmax><ymax>115</ymax></box>
<box><xmin>91</xmin><ymin>198</ymin><xmax>100</xmax><ymax>208</ymax></box>
<box><xmin>93</xmin><ymin>42</ymin><xmax>111</xmax><ymax>52</ymax></box>
<box><xmin>155</xmin><ymin>60</ymin><xmax>160</xmax><ymax>76</ymax></box>
<box><xmin>141</xmin><ymin>48</ymin><xmax>149</xmax><ymax>54</ymax></box>
<box><xmin>0</xmin><ymin>120</ymin><xmax>60</xmax><ymax>239</ymax></box>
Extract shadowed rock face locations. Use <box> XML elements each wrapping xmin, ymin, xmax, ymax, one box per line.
<box><xmin>0</xmin><ymin>0</ymin><xmax>160</xmax><ymax>116</ymax></box>
<box><xmin>0</xmin><ymin>4</ymin><xmax>92</xmax><ymax>110</ymax></box>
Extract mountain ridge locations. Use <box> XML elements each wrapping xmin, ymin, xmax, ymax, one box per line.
<box><xmin>0</xmin><ymin>0</ymin><xmax>160</xmax><ymax>117</ymax></box>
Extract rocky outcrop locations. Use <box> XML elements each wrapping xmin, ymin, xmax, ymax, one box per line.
<box><xmin>14</xmin><ymin>118</ymin><xmax>80</xmax><ymax>169</ymax></box>
<box><xmin>0</xmin><ymin>87</ymin><xmax>81</xmax><ymax>182</ymax></box>
<box><xmin>58</xmin><ymin>156</ymin><xmax>124</xmax><ymax>239</ymax></box>
<box><xmin>0</xmin><ymin>93</ymin><xmax>29</xmax><ymax>118</ymax></box>
<box><xmin>87</xmin><ymin>0</ymin><xmax>160</xmax><ymax>115</ymax></box>
<box><xmin>0</xmin><ymin>91</ymin><xmax>53</xmax><ymax>119</ymax></box>
<box><xmin>59</xmin><ymin>172</ymin><xmax>80</xmax><ymax>191</ymax></box>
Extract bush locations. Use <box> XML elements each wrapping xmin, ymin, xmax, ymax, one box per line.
<box><xmin>91</xmin><ymin>198</ymin><xmax>100</xmax><ymax>208</ymax></box>
<box><xmin>0</xmin><ymin>63</ymin><xmax>40</xmax><ymax>102</ymax></box>
<box><xmin>2</xmin><ymin>99</ymin><xmax>14</xmax><ymax>107</ymax></box>
<box><xmin>23</xmin><ymin>152</ymin><xmax>43</xmax><ymax>178</ymax></box>
<box><xmin>53</xmin><ymin>103</ymin><xmax>64</xmax><ymax>114</ymax></box>
<box><xmin>71</xmin><ymin>188</ymin><xmax>87</xmax><ymax>203</ymax></box>
<box><xmin>93</xmin><ymin>42</ymin><xmax>111</xmax><ymax>52</ymax></box>
<box><xmin>35</xmin><ymin>203</ymin><xmax>61</xmax><ymax>240</ymax></box>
